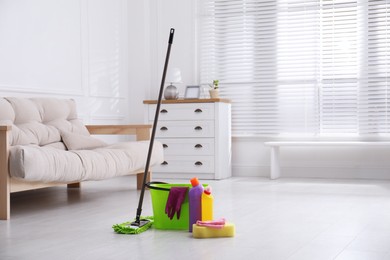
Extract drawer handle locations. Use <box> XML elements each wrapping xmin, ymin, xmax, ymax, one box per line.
<box><xmin>194</xmin><ymin>108</ymin><xmax>203</xmax><ymax>113</ymax></box>
<box><xmin>195</xmin><ymin>161</ymin><xmax>203</xmax><ymax>166</ymax></box>
<box><xmin>163</xmin><ymin>144</ymin><xmax>168</xmax><ymax>148</ymax></box>
<box><xmin>161</xmin><ymin>161</ymin><xmax>168</xmax><ymax>165</ymax></box>
<box><xmin>160</xmin><ymin>109</ymin><xmax>168</xmax><ymax>113</ymax></box>
<box><xmin>194</xmin><ymin>126</ymin><xmax>203</xmax><ymax>131</ymax></box>
<box><xmin>160</xmin><ymin>126</ymin><xmax>168</xmax><ymax>131</ymax></box>
<box><xmin>195</xmin><ymin>144</ymin><xmax>203</xmax><ymax>148</ymax></box>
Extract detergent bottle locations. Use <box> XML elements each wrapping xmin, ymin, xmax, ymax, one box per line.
<box><xmin>201</xmin><ymin>186</ymin><xmax>213</xmax><ymax>221</ymax></box>
<box><xmin>188</xmin><ymin>177</ymin><xmax>204</xmax><ymax>232</ymax></box>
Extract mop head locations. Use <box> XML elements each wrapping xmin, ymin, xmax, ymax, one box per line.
<box><xmin>112</xmin><ymin>216</ymin><xmax>154</xmax><ymax>235</ymax></box>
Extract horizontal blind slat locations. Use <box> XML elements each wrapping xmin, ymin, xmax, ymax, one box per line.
<box><xmin>200</xmin><ymin>0</ymin><xmax>390</xmax><ymax>136</ymax></box>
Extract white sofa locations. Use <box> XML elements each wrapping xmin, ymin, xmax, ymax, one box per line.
<box><xmin>0</xmin><ymin>97</ymin><xmax>164</xmax><ymax>220</ymax></box>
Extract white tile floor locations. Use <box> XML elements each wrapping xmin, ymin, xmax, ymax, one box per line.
<box><xmin>1</xmin><ymin>176</ymin><xmax>390</xmax><ymax>260</ymax></box>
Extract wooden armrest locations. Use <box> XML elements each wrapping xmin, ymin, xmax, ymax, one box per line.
<box><xmin>85</xmin><ymin>124</ymin><xmax>151</xmax><ymax>141</ymax></box>
<box><xmin>0</xmin><ymin>125</ymin><xmax>12</xmax><ymax>131</ymax></box>
<box><xmin>0</xmin><ymin>124</ymin><xmax>11</xmax><ymax>154</ymax></box>
<box><xmin>0</xmin><ymin>124</ymin><xmax>11</xmax><ymax>219</ymax></box>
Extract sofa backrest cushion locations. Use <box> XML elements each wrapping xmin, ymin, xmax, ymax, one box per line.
<box><xmin>0</xmin><ymin>97</ymin><xmax>89</xmax><ymax>147</ymax></box>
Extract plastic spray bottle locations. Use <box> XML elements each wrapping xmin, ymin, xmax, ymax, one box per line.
<box><xmin>188</xmin><ymin>177</ymin><xmax>204</xmax><ymax>232</ymax></box>
<box><xmin>201</xmin><ymin>186</ymin><xmax>213</xmax><ymax>221</ymax></box>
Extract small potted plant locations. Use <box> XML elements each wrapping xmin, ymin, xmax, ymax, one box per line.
<box><xmin>209</xmin><ymin>80</ymin><xmax>219</xmax><ymax>98</ymax></box>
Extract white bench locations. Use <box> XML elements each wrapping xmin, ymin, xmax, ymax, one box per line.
<box><xmin>264</xmin><ymin>141</ymin><xmax>390</xmax><ymax>179</ymax></box>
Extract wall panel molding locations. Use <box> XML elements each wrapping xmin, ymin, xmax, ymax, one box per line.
<box><xmin>0</xmin><ymin>84</ymin><xmax>84</xmax><ymax>96</ymax></box>
<box><xmin>86</xmin><ymin>0</ymin><xmax>128</xmax><ymax>99</ymax></box>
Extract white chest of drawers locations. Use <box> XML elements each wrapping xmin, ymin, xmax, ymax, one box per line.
<box><xmin>144</xmin><ymin>99</ymin><xmax>231</xmax><ymax>179</ymax></box>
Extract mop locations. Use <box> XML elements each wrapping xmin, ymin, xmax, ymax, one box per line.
<box><xmin>113</xmin><ymin>28</ymin><xmax>175</xmax><ymax>234</ymax></box>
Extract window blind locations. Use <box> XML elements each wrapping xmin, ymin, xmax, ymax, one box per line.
<box><xmin>199</xmin><ymin>0</ymin><xmax>390</xmax><ymax>137</ymax></box>
<box><xmin>362</xmin><ymin>0</ymin><xmax>390</xmax><ymax>134</ymax></box>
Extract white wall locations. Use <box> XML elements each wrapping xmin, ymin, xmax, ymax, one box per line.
<box><xmin>2</xmin><ymin>0</ymin><xmax>390</xmax><ymax>179</ymax></box>
<box><xmin>0</xmin><ymin>0</ymin><xmax>130</xmax><ymax>129</ymax></box>
<box><xmin>148</xmin><ymin>0</ymin><xmax>198</xmax><ymax>99</ymax></box>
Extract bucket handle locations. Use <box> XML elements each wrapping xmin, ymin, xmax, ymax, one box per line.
<box><xmin>145</xmin><ymin>181</ymin><xmax>170</xmax><ymax>191</ymax></box>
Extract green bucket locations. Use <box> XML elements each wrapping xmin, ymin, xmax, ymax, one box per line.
<box><xmin>147</xmin><ymin>182</ymin><xmax>207</xmax><ymax>230</ymax></box>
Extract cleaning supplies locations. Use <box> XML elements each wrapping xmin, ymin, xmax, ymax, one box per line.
<box><xmin>112</xmin><ymin>216</ymin><xmax>154</xmax><ymax>234</ymax></box>
<box><xmin>188</xmin><ymin>177</ymin><xmax>204</xmax><ymax>232</ymax></box>
<box><xmin>192</xmin><ymin>218</ymin><xmax>235</xmax><ymax>238</ymax></box>
<box><xmin>192</xmin><ymin>222</ymin><xmax>235</xmax><ymax>238</ymax></box>
<box><xmin>165</xmin><ymin>187</ymin><xmax>188</xmax><ymax>220</ymax></box>
<box><xmin>201</xmin><ymin>186</ymin><xmax>213</xmax><ymax>221</ymax></box>
<box><xmin>196</xmin><ymin>218</ymin><xmax>225</xmax><ymax>228</ymax></box>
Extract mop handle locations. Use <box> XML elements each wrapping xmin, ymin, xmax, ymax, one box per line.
<box><xmin>135</xmin><ymin>28</ymin><xmax>175</xmax><ymax>223</ymax></box>
<box><xmin>169</xmin><ymin>28</ymin><xmax>174</xmax><ymax>44</ymax></box>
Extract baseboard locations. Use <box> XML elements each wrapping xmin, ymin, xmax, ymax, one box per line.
<box><xmin>232</xmin><ymin>165</ymin><xmax>269</xmax><ymax>178</ymax></box>
<box><xmin>232</xmin><ymin>164</ymin><xmax>390</xmax><ymax>180</ymax></box>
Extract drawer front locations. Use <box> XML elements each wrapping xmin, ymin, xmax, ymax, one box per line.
<box><xmin>148</xmin><ymin>103</ymin><xmax>214</xmax><ymax>121</ymax></box>
<box><xmin>158</xmin><ymin>138</ymin><xmax>215</xmax><ymax>156</ymax></box>
<box><xmin>153</xmin><ymin>121</ymin><xmax>215</xmax><ymax>138</ymax></box>
<box><xmin>153</xmin><ymin>155</ymin><xmax>214</xmax><ymax>173</ymax></box>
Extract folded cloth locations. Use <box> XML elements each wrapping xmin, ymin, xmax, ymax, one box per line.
<box><xmin>165</xmin><ymin>187</ymin><xmax>188</xmax><ymax>220</ymax></box>
<box><xmin>196</xmin><ymin>218</ymin><xmax>226</xmax><ymax>229</ymax></box>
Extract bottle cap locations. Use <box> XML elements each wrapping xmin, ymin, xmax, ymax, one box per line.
<box><xmin>204</xmin><ymin>186</ymin><xmax>212</xmax><ymax>195</ymax></box>
<box><xmin>190</xmin><ymin>177</ymin><xmax>199</xmax><ymax>187</ymax></box>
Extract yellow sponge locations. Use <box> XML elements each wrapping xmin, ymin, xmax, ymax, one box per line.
<box><xmin>192</xmin><ymin>223</ymin><xmax>235</xmax><ymax>238</ymax></box>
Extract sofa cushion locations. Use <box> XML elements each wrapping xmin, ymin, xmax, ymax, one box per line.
<box><xmin>0</xmin><ymin>97</ymin><xmax>89</xmax><ymax>147</ymax></box>
<box><xmin>9</xmin><ymin>141</ymin><xmax>164</xmax><ymax>182</ymax></box>
<box><xmin>61</xmin><ymin>131</ymin><xmax>107</xmax><ymax>150</ymax></box>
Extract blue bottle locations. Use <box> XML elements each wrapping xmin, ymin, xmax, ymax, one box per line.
<box><xmin>188</xmin><ymin>177</ymin><xmax>204</xmax><ymax>232</ymax></box>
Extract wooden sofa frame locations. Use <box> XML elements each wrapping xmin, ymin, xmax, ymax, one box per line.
<box><xmin>0</xmin><ymin>124</ymin><xmax>152</xmax><ymax>220</ymax></box>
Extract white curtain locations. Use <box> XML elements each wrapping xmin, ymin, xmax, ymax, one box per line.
<box><xmin>199</xmin><ymin>0</ymin><xmax>390</xmax><ymax>138</ymax></box>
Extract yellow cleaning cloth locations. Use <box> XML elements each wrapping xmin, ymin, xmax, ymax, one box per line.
<box><xmin>192</xmin><ymin>222</ymin><xmax>235</xmax><ymax>238</ymax></box>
